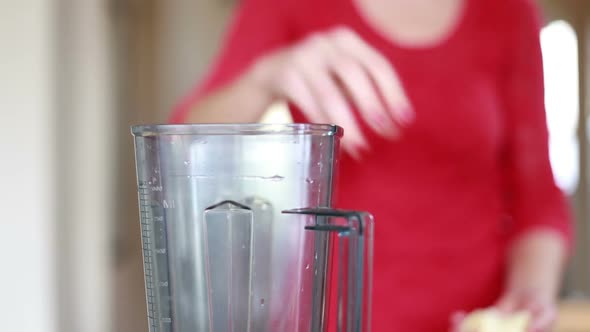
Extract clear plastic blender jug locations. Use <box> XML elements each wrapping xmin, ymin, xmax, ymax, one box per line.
<box><xmin>131</xmin><ymin>124</ymin><xmax>373</xmax><ymax>332</ymax></box>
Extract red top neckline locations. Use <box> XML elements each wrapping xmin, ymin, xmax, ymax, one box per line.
<box><xmin>345</xmin><ymin>0</ymin><xmax>473</xmax><ymax>52</ymax></box>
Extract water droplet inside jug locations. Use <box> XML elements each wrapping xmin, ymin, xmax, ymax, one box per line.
<box><xmin>260</xmin><ymin>299</ymin><xmax>265</xmax><ymax>307</ymax></box>
<box><xmin>305</xmin><ymin>178</ymin><xmax>314</xmax><ymax>184</ymax></box>
<box><xmin>305</xmin><ymin>264</ymin><xmax>310</xmax><ymax>269</ymax></box>
<box><xmin>242</xmin><ymin>244</ymin><xmax>246</xmax><ymax>249</ymax></box>
<box><xmin>183</xmin><ymin>160</ymin><xmax>190</xmax><ymax>165</ymax></box>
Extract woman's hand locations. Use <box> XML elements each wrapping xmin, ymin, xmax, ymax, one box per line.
<box><xmin>500</xmin><ymin>228</ymin><xmax>567</xmax><ymax>331</ymax></box>
<box><xmin>495</xmin><ymin>289</ymin><xmax>557</xmax><ymax>332</ymax></box>
<box><xmin>248</xmin><ymin>26</ymin><xmax>413</xmax><ymax>158</ymax></box>
<box><xmin>449</xmin><ymin>291</ymin><xmax>556</xmax><ymax>332</ymax></box>
<box><xmin>450</xmin><ymin>228</ymin><xmax>566</xmax><ymax>332</ymax></box>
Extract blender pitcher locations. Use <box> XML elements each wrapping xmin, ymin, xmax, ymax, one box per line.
<box><xmin>131</xmin><ymin>124</ymin><xmax>374</xmax><ymax>332</ymax></box>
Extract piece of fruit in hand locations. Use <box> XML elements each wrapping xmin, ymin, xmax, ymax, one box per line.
<box><xmin>459</xmin><ymin>308</ymin><xmax>530</xmax><ymax>332</ymax></box>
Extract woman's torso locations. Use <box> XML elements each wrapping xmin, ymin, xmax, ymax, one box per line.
<box><xmin>285</xmin><ymin>0</ymin><xmax>517</xmax><ymax>329</ymax></box>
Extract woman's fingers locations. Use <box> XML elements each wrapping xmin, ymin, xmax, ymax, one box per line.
<box><xmin>526</xmin><ymin>299</ymin><xmax>557</xmax><ymax>332</ymax></box>
<box><xmin>528</xmin><ymin>308</ymin><xmax>555</xmax><ymax>332</ymax></box>
<box><xmin>304</xmin><ymin>66</ymin><xmax>368</xmax><ymax>156</ymax></box>
<box><xmin>305</xmin><ymin>33</ymin><xmax>398</xmax><ymax>138</ymax></box>
<box><xmin>330</xmin><ymin>26</ymin><xmax>414</xmax><ymax>125</ymax></box>
<box><xmin>495</xmin><ymin>292</ymin><xmax>557</xmax><ymax>332</ymax></box>
<box><xmin>329</xmin><ymin>55</ymin><xmax>399</xmax><ymax>138</ymax></box>
<box><xmin>277</xmin><ymin>66</ymin><xmax>327</xmax><ymax>124</ymax></box>
<box><xmin>292</xmin><ymin>37</ymin><xmax>370</xmax><ymax>156</ymax></box>
<box><xmin>269</xmin><ymin>27</ymin><xmax>413</xmax><ymax>157</ymax></box>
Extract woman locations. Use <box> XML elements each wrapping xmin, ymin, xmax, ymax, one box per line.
<box><xmin>171</xmin><ymin>0</ymin><xmax>573</xmax><ymax>330</ymax></box>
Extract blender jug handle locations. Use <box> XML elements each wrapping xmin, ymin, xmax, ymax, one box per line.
<box><xmin>282</xmin><ymin>208</ymin><xmax>374</xmax><ymax>332</ymax></box>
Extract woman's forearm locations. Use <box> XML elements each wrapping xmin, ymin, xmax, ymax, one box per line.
<box><xmin>185</xmin><ymin>66</ymin><xmax>275</xmax><ymax>124</ymax></box>
<box><xmin>506</xmin><ymin>228</ymin><xmax>568</xmax><ymax>301</ymax></box>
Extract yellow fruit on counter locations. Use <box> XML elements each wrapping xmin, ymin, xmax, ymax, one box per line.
<box><xmin>459</xmin><ymin>308</ymin><xmax>530</xmax><ymax>332</ymax></box>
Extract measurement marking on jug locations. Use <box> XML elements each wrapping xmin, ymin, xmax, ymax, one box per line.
<box><xmin>140</xmin><ymin>182</ymin><xmax>160</xmax><ymax>330</ymax></box>
<box><xmin>138</xmin><ymin>179</ymin><xmax>173</xmax><ymax>331</ymax></box>
<box><xmin>162</xmin><ymin>199</ymin><xmax>175</xmax><ymax>209</ymax></box>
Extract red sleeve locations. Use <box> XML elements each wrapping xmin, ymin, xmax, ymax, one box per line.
<box><xmin>502</xmin><ymin>0</ymin><xmax>574</xmax><ymax>248</ymax></box>
<box><xmin>169</xmin><ymin>0</ymin><xmax>294</xmax><ymax>123</ymax></box>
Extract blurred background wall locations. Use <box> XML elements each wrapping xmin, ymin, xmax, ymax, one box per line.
<box><xmin>1</xmin><ymin>0</ymin><xmax>589</xmax><ymax>331</ymax></box>
<box><xmin>0</xmin><ymin>2</ymin><xmax>57</xmax><ymax>331</ymax></box>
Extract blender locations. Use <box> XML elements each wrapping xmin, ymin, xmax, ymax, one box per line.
<box><xmin>131</xmin><ymin>123</ymin><xmax>374</xmax><ymax>332</ymax></box>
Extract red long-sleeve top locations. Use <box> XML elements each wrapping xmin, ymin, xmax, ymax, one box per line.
<box><xmin>171</xmin><ymin>0</ymin><xmax>573</xmax><ymax>330</ymax></box>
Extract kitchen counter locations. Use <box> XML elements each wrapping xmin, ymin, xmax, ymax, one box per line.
<box><xmin>555</xmin><ymin>300</ymin><xmax>590</xmax><ymax>332</ymax></box>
